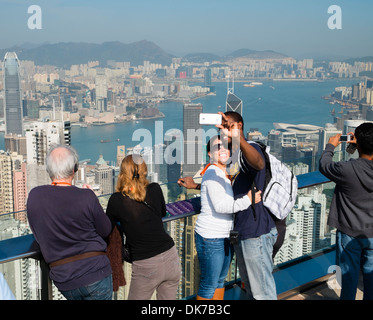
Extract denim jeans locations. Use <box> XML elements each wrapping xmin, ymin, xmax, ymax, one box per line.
<box><xmin>234</xmin><ymin>227</ymin><xmax>278</xmax><ymax>300</ymax></box>
<box><xmin>60</xmin><ymin>274</ymin><xmax>113</xmax><ymax>300</ymax></box>
<box><xmin>195</xmin><ymin>232</ymin><xmax>233</xmax><ymax>299</ymax></box>
<box><xmin>336</xmin><ymin>230</ymin><xmax>373</xmax><ymax>300</ymax></box>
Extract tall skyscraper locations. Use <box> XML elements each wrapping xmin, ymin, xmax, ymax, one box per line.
<box><xmin>4</xmin><ymin>134</ymin><xmax>27</xmax><ymax>159</ymax></box>
<box><xmin>0</xmin><ymin>152</ymin><xmax>27</xmax><ymax>217</ymax></box>
<box><xmin>3</xmin><ymin>52</ymin><xmax>23</xmax><ymax>135</ymax></box>
<box><xmin>204</xmin><ymin>68</ymin><xmax>211</xmax><ymax>88</ymax></box>
<box><xmin>12</xmin><ymin>156</ymin><xmax>27</xmax><ymax>222</ymax></box>
<box><xmin>226</xmin><ymin>77</ymin><xmax>243</xmax><ymax>115</ymax></box>
<box><xmin>318</xmin><ymin>124</ymin><xmax>342</xmax><ymax>161</ymax></box>
<box><xmin>183</xmin><ymin>103</ymin><xmax>203</xmax><ymax>177</ymax></box>
<box><xmin>0</xmin><ymin>152</ymin><xmax>14</xmax><ymax>214</ymax></box>
<box><xmin>0</xmin><ymin>93</ymin><xmax>4</xmax><ymax>118</ymax></box>
<box><xmin>95</xmin><ymin>71</ymin><xmax>108</xmax><ymax>112</ymax></box>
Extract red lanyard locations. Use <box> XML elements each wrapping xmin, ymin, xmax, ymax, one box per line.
<box><xmin>200</xmin><ymin>163</ymin><xmax>232</xmax><ymax>182</ymax></box>
<box><xmin>51</xmin><ymin>182</ymin><xmax>72</xmax><ymax>186</ymax></box>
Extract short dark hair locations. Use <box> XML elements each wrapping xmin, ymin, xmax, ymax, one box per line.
<box><xmin>355</xmin><ymin>122</ymin><xmax>373</xmax><ymax>155</ymax></box>
<box><xmin>206</xmin><ymin>135</ymin><xmax>231</xmax><ymax>154</ymax></box>
<box><xmin>207</xmin><ymin>135</ymin><xmax>220</xmax><ymax>153</ymax></box>
<box><xmin>224</xmin><ymin>111</ymin><xmax>244</xmax><ymax>130</ymax></box>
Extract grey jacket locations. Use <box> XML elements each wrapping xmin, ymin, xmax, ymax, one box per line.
<box><xmin>319</xmin><ymin>144</ymin><xmax>373</xmax><ymax>238</ymax></box>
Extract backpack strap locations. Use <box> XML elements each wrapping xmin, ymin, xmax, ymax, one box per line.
<box><xmin>251</xmin><ymin>180</ymin><xmax>257</xmax><ymax>221</ymax></box>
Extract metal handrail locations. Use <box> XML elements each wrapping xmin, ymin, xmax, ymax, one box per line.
<box><xmin>0</xmin><ymin>171</ymin><xmax>334</xmax><ymax>299</ymax></box>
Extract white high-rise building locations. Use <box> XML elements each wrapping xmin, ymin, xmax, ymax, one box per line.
<box><xmin>279</xmin><ymin>186</ymin><xmax>327</xmax><ymax>262</ymax></box>
<box><xmin>95</xmin><ymin>73</ymin><xmax>108</xmax><ymax>112</ymax></box>
<box><xmin>95</xmin><ymin>74</ymin><xmax>107</xmax><ymax>99</ymax></box>
<box><xmin>273</xmin><ymin>219</ymin><xmax>302</xmax><ymax>265</ymax></box>
<box><xmin>0</xmin><ymin>152</ymin><xmax>14</xmax><ymax>214</ymax></box>
<box><xmin>289</xmin><ymin>162</ymin><xmax>309</xmax><ymax>175</ymax></box>
<box><xmin>25</xmin><ymin>121</ymin><xmax>68</xmax><ymax>165</ymax></box>
<box><xmin>318</xmin><ymin>123</ymin><xmax>342</xmax><ymax>159</ymax></box>
<box><xmin>25</xmin><ymin>121</ymin><xmax>71</xmax><ymax>190</ymax></box>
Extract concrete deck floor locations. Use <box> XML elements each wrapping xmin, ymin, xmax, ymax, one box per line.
<box><xmin>282</xmin><ymin>273</ymin><xmax>364</xmax><ymax>300</ymax></box>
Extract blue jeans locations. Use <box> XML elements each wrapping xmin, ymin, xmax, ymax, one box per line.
<box><xmin>195</xmin><ymin>232</ymin><xmax>233</xmax><ymax>299</ymax></box>
<box><xmin>336</xmin><ymin>231</ymin><xmax>373</xmax><ymax>300</ymax></box>
<box><xmin>60</xmin><ymin>274</ymin><xmax>113</xmax><ymax>300</ymax></box>
<box><xmin>234</xmin><ymin>227</ymin><xmax>278</xmax><ymax>300</ymax></box>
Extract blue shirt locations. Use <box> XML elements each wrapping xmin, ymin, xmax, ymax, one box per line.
<box><xmin>232</xmin><ymin>142</ymin><xmax>275</xmax><ymax>240</ymax></box>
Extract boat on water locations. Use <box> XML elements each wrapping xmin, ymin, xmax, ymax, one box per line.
<box><xmin>243</xmin><ymin>82</ymin><xmax>263</xmax><ymax>87</ymax></box>
<box><xmin>71</xmin><ymin>123</ymin><xmax>88</xmax><ymax>127</ymax></box>
<box><xmin>92</xmin><ymin>121</ymin><xmax>112</xmax><ymax>126</ymax></box>
<box><xmin>100</xmin><ymin>138</ymin><xmax>120</xmax><ymax>143</ymax></box>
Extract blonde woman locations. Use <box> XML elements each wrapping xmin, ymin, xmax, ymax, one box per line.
<box><xmin>106</xmin><ymin>154</ymin><xmax>180</xmax><ymax>300</ymax></box>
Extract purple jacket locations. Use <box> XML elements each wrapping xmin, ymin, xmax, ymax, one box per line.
<box><xmin>27</xmin><ymin>185</ymin><xmax>112</xmax><ymax>291</ymax></box>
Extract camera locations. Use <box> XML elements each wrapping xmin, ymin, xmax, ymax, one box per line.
<box><xmin>229</xmin><ymin>230</ymin><xmax>239</xmax><ymax>245</ymax></box>
<box><xmin>339</xmin><ymin>135</ymin><xmax>351</xmax><ymax>142</ymax></box>
<box><xmin>199</xmin><ymin>113</ymin><xmax>222</xmax><ymax>125</ymax></box>
<box><xmin>346</xmin><ymin>143</ymin><xmax>357</xmax><ymax>154</ymax></box>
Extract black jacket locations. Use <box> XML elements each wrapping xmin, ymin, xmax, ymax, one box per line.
<box><xmin>106</xmin><ymin>183</ymin><xmax>174</xmax><ymax>261</ymax></box>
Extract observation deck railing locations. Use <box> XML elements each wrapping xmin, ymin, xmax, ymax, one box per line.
<box><xmin>0</xmin><ymin>168</ymin><xmax>337</xmax><ymax>300</ymax></box>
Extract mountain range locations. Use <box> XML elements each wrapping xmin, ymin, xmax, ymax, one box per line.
<box><xmin>0</xmin><ymin>40</ymin><xmax>288</xmax><ymax>68</ymax></box>
<box><xmin>2</xmin><ymin>40</ymin><xmax>371</xmax><ymax>68</ymax></box>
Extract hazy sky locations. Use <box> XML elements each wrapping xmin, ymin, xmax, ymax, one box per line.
<box><xmin>1</xmin><ymin>0</ymin><xmax>372</xmax><ymax>59</ymax></box>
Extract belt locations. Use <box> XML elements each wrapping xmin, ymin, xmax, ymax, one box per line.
<box><xmin>49</xmin><ymin>251</ymin><xmax>106</xmax><ymax>268</ymax></box>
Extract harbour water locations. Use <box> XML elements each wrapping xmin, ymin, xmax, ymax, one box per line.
<box><xmin>0</xmin><ymin>79</ymin><xmax>358</xmax><ymax>164</ymax></box>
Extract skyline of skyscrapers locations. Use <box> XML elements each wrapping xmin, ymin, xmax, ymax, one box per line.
<box><xmin>1</xmin><ymin>48</ymin><xmax>373</xmax><ymax>300</ymax></box>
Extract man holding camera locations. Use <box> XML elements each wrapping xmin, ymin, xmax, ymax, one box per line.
<box><xmin>179</xmin><ymin>111</ymin><xmax>278</xmax><ymax>300</ymax></box>
<box><xmin>319</xmin><ymin>122</ymin><xmax>373</xmax><ymax>300</ymax></box>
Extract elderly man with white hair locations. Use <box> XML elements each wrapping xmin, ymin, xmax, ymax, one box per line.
<box><xmin>27</xmin><ymin>144</ymin><xmax>113</xmax><ymax>300</ymax></box>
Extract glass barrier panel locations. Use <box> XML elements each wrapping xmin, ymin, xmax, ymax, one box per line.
<box><xmin>0</xmin><ymin>167</ymin><xmax>338</xmax><ymax>300</ymax></box>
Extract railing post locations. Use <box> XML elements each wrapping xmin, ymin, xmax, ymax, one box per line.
<box><xmin>40</xmin><ymin>259</ymin><xmax>53</xmax><ymax>300</ymax></box>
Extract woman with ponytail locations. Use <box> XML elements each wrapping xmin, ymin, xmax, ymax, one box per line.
<box><xmin>106</xmin><ymin>154</ymin><xmax>181</xmax><ymax>300</ymax></box>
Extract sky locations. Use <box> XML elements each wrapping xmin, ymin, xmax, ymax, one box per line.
<box><xmin>0</xmin><ymin>0</ymin><xmax>372</xmax><ymax>59</ymax></box>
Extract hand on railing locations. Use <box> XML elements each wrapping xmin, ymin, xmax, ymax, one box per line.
<box><xmin>177</xmin><ymin>176</ymin><xmax>199</xmax><ymax>190</ymax></box>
